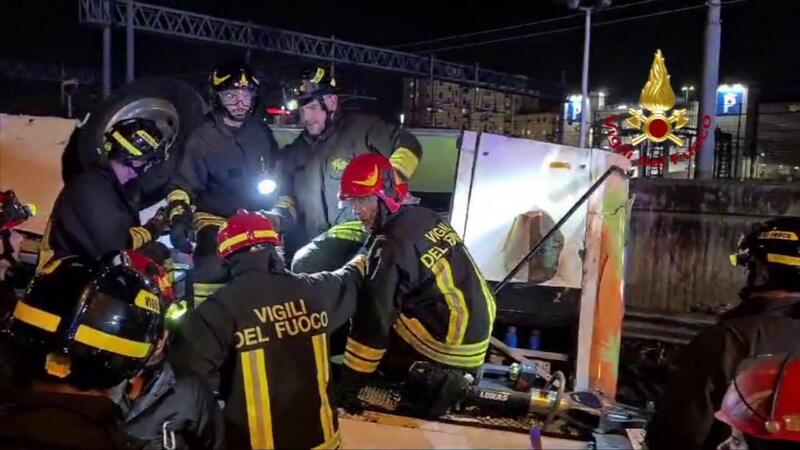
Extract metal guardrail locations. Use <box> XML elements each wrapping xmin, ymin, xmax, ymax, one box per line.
<box><xmin>78</xmin><ymin>0</ymin><xmax>560</xmax><ymax>98</ymax></box>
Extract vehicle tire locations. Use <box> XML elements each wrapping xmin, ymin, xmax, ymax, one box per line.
<box><xmin>63</xmin><ymin>77</ymin><xmax>207</xmax><ymax>207</ymax></box>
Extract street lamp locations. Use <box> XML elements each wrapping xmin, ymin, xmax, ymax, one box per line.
<box><xmin>681</xmin><ymin>85</ymin><xmax>695</xmax><ymax>107</ymax></box>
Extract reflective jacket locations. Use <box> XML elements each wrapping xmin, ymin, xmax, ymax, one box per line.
<box><xmin>646</xmin><ymin>296</ymin><xmax>800</xmax><ymax>450</ymax></box>
<box><xmin>173</xmin><ymin>249</ymin><xmax>363</xmax><ymax>449</ymax></box>
<box><xmin>278</xmin><ymin>112</ymin><xmax>422</xmax><ymax>241</ymax></box>
<box><xmin>343</xmin><ymin>206</ymin><xmax>496</xmax><ymax>378</ymax></box>
<box><xmin>38</xmin><ymin>164</ymin><xmax>154</xmax><ymax>269</ymax></box>
<box><xmin>170</xmin><ymin>113</ymin><xmax>292</xmax><ymax>226</ymax></box>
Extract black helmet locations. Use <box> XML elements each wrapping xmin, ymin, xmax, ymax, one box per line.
<box><xmin>294</xmin><ymin>67</ymin><xmax>337</xmax><ymax>105</ymax></box>
<box><xmin>731</xmin><ymin>218</ymin><xmax>800</xmax><ymax>292</ymax></box>
<box><xmin>9</xmin><ymin>255</ymin><xmax>164</xmax><ymax>390</ymax></box>
<box><xmin>210</xmin><ymin>60</ymin><xmax>260</xmax><ymax>93</ymax></box>
<box><xmin>103</xmin><ymin>118</ymin><xmax>167</xmax><ymax>172</ymax></box>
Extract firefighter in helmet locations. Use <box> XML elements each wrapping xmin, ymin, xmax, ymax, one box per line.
<box><xmin>648</xmin><ymin>218</ymin><xmax>800</xmax><ymax>450</ymax></box>
<box><xmin>0</xmin><ymin>255</ymin><xmax>164</xmax><ymax>448</ymax></box>
<box><xmin>336</xmin><ymin>153</ymin><xmax>495</xmax><ymax>390</ymax></box>
<box><xmin>171</xmin><ymin>209</ymin><xmax>364</xmax><ymax>449</ymax></box>
<box><xmin>167</xmin><ymin>59</ymin><xmax>294</xmax><ymax>309</ymax></box>
<box><xmin>38</xmin><ymin>118</ymin><xmax>170</xmax><ymax>269</ymax></box>
<box><xmin>0</xmin><ymin>190</ymin><xmax>35</xmax><ymax>320</ymax></box>
<box><xmin>715</xmin><ymin>354</ymin><xmax>800</xmax><ymax>450</ymax></box>
<box><xmin>280</xmin><ymin>66</ymin><xmax>423</xmax><ymax>274</ymax></box>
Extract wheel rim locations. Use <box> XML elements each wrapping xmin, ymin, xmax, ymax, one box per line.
<box><xmin>105</xmin><ymin>97</ymin><xmax>180</xmax><ymax>151</ymax></box>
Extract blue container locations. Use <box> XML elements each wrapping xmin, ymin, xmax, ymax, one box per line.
<box><xmin>528</xmin><ymin>329</ymin><xmax>541</xmax><ymax>350</ymax></box>
<box><xmin>504</xmin><ymin>326</ymin><xmax>518</xmax><ymax>348</ymax></box>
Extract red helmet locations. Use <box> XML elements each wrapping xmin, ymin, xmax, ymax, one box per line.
<box><xmin>715</xmin><ymin>354</ymin><xmax>800</xmax><ymax>443</ymax></box>
<box><xmin>339</xmin><ymin>153</ymin><xmax>408</xmax><ymax>214</ymax></box>
<box><xmin>0</xmin><ymin>190</ymin><xmax>36</xmax><ymax>231</ymax></box>
<box><xmin>217</xmin><ymin>209</ymin><xmax>280</xmax><ymax>259</ymax></box>
<box><xmin>127</xmin><ymin>250</ymin><xmax>176</xmax><ymax>304</ymax></box>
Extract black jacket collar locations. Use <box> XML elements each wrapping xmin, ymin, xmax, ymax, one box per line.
<box><xmin>229</xmin><ymin>248</ymin><xmax>285</xmax><ymax>277</ymax></box>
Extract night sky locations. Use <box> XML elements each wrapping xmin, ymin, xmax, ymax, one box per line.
<box><xmin>1</xmin><ymin>0</ymin><xmax>798</xmax><ymax>113</ymax></box>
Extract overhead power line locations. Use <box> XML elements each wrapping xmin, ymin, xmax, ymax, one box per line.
<box><xmin>422</xmin><ymin>0</ymin><xmax>747</xmax><ymax>53</ymax></box>
<box><xmin>390</xmin><ymin>0</ymin><xmax>661</xmax><ymax>50</ymax></box>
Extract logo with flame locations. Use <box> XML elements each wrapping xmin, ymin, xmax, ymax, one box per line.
<box><xmin>625</xmin><ymin>50</ymin><xmax>688</xmax><ymax>146</ymax></box>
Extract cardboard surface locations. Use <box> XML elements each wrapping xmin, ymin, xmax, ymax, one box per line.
<box><xmin>0</xmin><ymin>114</ymin><xmax>77</xmax><ymax>234</ymax></box>
<box><xmin>340</xmin><ymin>412</ymin><xmax>588</xmax><ymax>449</ymax></box>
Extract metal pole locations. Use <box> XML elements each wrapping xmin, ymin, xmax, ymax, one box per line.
<box><xmin>102</xmin><ymin>0</ymin><xmax>112</xmax><ymax>98</ymax></box>
<box><xmin>558</xmin><ymin>70</ymin><xmax>566</xmax><ymax>144</ymax></box>
<box><xmin>734</xmin><ymin>103</ymin><xmax>742</xmax><ymax>177</ymax></box>
<box><xmin>695</xmin><ymin>0</ymin><xmax>721</xmax><ymax>179</ymax></box>
<box><xmin>578</xmin><ymin>7</ymin><xmax>592</xmax><ymax>149</ymax></box>
<box><xmin>429</xmin><ymin>54</ymin><xmax>435</xmax><ymax>127</ymax></box>
<box><xmin>126</xmin><ymin>0</ymin><xmax>134</xmax><ymax>82</ymax></box>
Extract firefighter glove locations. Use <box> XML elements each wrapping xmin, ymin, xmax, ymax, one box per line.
<box><xmin>143</xmin><ymin>206</ymin><xmax>170</xmax><ymax>237</ymax></box>
<box><xmin>170</xmin><ymin>217</ymin><xmax>193</xmax><ymax>254</ymax></box>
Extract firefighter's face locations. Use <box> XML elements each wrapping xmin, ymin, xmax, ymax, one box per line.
<box><xmin>299</xmin><ymin>100</ymin><xmax>327</xmax><ymax>136</ymax></box>
<box><xmin>351</xmin><ymin>196</ymin><xmax>379</xmax><ymax>231</ymax></box>
<box><xmin>219</xmin><ymin>89</ymin><xmax>254</xmax><ymax>121</ymax></box>
<box><xmin>299</xmin><ymin>95</ymin><xmax>337</xmax><ymax>136</ymax></box>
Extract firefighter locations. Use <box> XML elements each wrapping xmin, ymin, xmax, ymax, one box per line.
<box><xmin>336</xmin><ymin>153</ymin><xmax>496</xmax><ymax>387</ymax></box>
<box><xmin>0</xmin><ymin>190</ymin><xmax>35</xmax><ymax>321</ymax></box>
<box><xmin>715</xmin><ymin>354</ymin><xmax>800</xmax><ymax>450</ymax></box>
<box><xmin>647</xmin><ymin>218</ymin><xmax>800</xmax><ymax>450</ymax></box>
<box><xmin>0</xmin><ymin>190</ymin><xmax>35</xmax><ymax>385</ymax></box>
<box><xmin>0</xmin><ymin>255</ymin><xmax>164</xmax><ymax>449</ymax></box>
<box><xmin>167</xmin><ymin>59</ymin><xmax>292</xmax><ymax>308</ymax></box>
<box><xmin>171</xmin><ymin>209</ymin><xmax>365</xmax><ymax>449</ymax></box>
<box><xmin>38</xmin><ymin>117</ymin><xmax>170</xmax><ymax>269</ymax></box>
<box><xmin>281</xmin><ymin>66</ymin><xmax>423</xmax><ymax>274</ymax></box>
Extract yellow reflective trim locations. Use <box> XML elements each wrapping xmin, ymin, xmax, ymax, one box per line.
<box><xmin>212</xmin><ymin>72</ymin><xmax>231</xmax><ymax>86</ymax></box>
<box><xmin>431</xmin><ymin>258</ymin><xmax>469</xmax><ymax>345</ymax></box>
<box><xmin>241</xmin><ymin>349</ymin><xmax>273</xmax><ymax>449</ymax></box>
<box><xmin>759</xmin><ymin>231</ymin><xmax>799</xmax><ymax>241</ymax></box>
<box><xmin>330</xmin><ymin>221</ymin><xmax>364</xmax><ymax>232</ymax></box>
<box><xmin>345</xmin><ymin>338</ymin><xmax>386</xmax><ymax>361</ymax></box>
<box><xmin>390</xmin><ymin>147</ymin><xmax>420</xmax><ymax>178</ymax></box>
<box><xmin>111</xmin><ymin>131</ymin><xmax>143</xmax><ymax>156</ymax></box>
<box><xmin>352</xmin><ymin>165</ymin><xmax>379</xmax><ymax>187</ymax></box>
<box><xmin>393</xmin><ymin>318</ymin><xmax>487</xmax><ymax>368</ymax></box>
<box><xmin>396</xmin><ymin>315</ymin><xmax>488</xmax><ymax>355</ymax></box>
<box><xmin>343</xmin><ymin>352</ymin><xmax>380</xmax><ymax>374</ymax></box>
<box><xmin>13</xmin><ymin>301</ymin><xmax>61</xmax><ymax>332</ymax></box>
<box><xmin>73</xmin><ymin>325</ymin><xmax>152</xmax><ymax>358</ymax></box>
<box><xmin>135</xmin><ymin>129</ymin><xmax>159</xmax><ymax>149</ymax></box>
<box><xmin>730</xmin><ymin>254</ymin><xmax>739</xmax><ymax>267</ymax></box>
<box><xmin>134</xmin><ymin>290</ymin><xmax>161</xmax><ymax>314</ymax></box>
<box><xmin>767</xmin><ymin>253</ymin><xmax>800</xmax><ymax>267</ymax></box>
<box><xmin>167</xmin><ymin>190</ymin><xmax>191</xmax><ymax>204</ymax></box>
<box><xmin>466</xmin><ymin>252</ymin><xmax>497</xmax><ymax>325</ymax></box>
<box><xmin>193</xmin><ymin>212</ymin><xmax>226</xmax><ymax>230</ymax></box>
<box><xmin>312</xmin><ymin>431</ymin><xmax>342</xmax><ymax>450</ymax></box>
<box><xmin>311</xmin><ymin>68</ymin><xmax>326</xmax><ymax>84</ymax></box>
<box><xmin>194</xmin><ymin>283</ymin><xmax>224</xmax><ymax>297</ymax></box>
<box><xmin>277</xmin><ymin>195</ymin><xmax>296</xmax><ymax>208</ymax></box>
<box><xmin>36</xmin><ymin>220</ymin><xmax>56</xmax><ymax>273</ymax></box>
<box><xmin>327</xmin><ymin>230</ymin><xmax>366</xmax><ymax>242</ymax></box>
<box><xmin>218</xmin><ymin>230</ymin><xmax>279</xmax><ymax>254</ymax></box>
<box><xmin>129</xmin><ymin>226</ymin><xmax>151</xmax><ymax>249</ymax></box>
<box><xmin>313</xmin><ymin>334</ymin><xmax>336</xmax><ymax>442</ymax></box>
